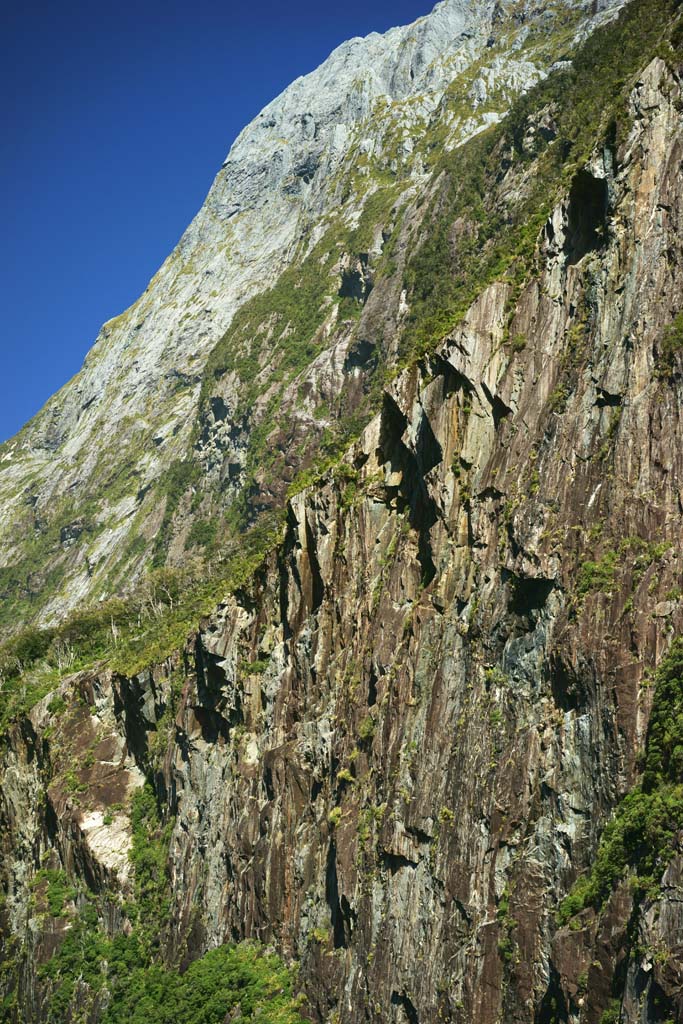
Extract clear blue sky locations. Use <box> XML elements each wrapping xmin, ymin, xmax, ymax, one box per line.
<box><xmin>1</xmin><ymin>0</ymin><xmax>431</xmax><ymax>443</ymax></box>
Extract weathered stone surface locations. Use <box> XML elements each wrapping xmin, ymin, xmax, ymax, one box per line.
<box><xmin>2</xmin><ymin>43</ymin><xmax>683</xmax><ymax>1023</ymax></box>
<box><xmin>0</xmin><ymin>0</ymin><xmax>626</xmax><ymax>627</ymax></box>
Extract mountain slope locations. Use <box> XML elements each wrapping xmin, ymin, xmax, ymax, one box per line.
<box><xmin>2</xmin><ymin>1</ymin><xmax>683</xmax><ymax>1023</ymax></box>
<box><xmin>0</xmin><ymin>0</ymin><xmax>625</xmax><ymax>633</ymax></box>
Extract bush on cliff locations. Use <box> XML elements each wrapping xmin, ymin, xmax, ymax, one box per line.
<box><xmin>656</xmin><ymin>311</ymin><xmax>683</xmax><ymax>377</ymax></box>
<box><xmin>558</xmin><ymin>639</ymin><xmax>683</xmax><ymax>925</ymax></box>
<box><xmin>102</xmin><ymin>943</ymin><xmax>306</xmax><ymax>1024</ymax></box>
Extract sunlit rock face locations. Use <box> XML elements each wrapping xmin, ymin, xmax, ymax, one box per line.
<box><xmin>4</xmin><ymin>2</ymin><xmax>683</xmax><ymax>1023</ymax></box>
<box><xmin>0</xmin><ymin>0</ymin><xmax>624</xmax><ymax>628</ymax></box>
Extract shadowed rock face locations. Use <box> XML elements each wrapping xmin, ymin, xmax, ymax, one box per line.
<box><xmin>2</xmin><ymin>39</ymin><xmax>683</xmax><ymax>1023</ymax></box>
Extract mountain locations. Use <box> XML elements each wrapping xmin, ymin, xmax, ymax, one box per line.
<box><xmin>0</xmin><ymin>0</ymin><xmax>623</xmax><ymax>631</ymax></box>
<box><xmin>2</xmin><ymin>0</ymin><xmax>683</xmax><ymax>1022</ymax></box>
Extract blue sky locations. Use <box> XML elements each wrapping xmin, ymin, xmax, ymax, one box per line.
<box><xmin>0</xmin><ymin>0</ymin><xmax>432</xmax><ymax>443</ymax></box>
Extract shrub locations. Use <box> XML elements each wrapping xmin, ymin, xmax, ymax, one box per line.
<box><xmin>358</xmin><ymin>715</ymin><xmax>376</xmax><ymax>743</ymax></box>
<box><xmin>101</xmin><ymin>942</ymin><xmax>306</xmax><ymax>1024</ymax></box>
<box><xmin>32</xmin><ymin>870</ymin><xmax>77</xmax><ymax>918</ymax></box>
<box><xmin>558</xmin><ymin>639</ymin><xmax>683</xmax><ymax>925</ymax></box>
<box><xmin>185</xmin><ymin>519</ymin><xmax>218</xmax><ymax>551</ymax></box>
<box><xmin>656</xmin><ymin>312</ymin><xmax>683</xmax><ymax>377</ymax></box>
<box><xmin>577</xmin><ymin>550</ymin><xmax>619</xmax><ymax>595</ymax></box>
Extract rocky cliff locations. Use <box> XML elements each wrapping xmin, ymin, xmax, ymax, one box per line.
<box><xmin>2</xmin><ymin>1</ymin><xmax>683</xmax><ymax>1023</ymax></box>
<box><xmin>0</xmin><ymin>0</ymin><xmax>623</xmax><ymax>631</ymax></box>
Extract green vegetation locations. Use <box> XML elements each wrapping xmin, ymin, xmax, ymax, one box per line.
<box><xmin>599</xmin><ymin>1000</ymin><xmax>622</xmax><ymax>1024</ymax></box>
<box><xmin>400</xmin><ymin>0</ymin><xmax>678</xmax><ymax>362</ymax></box>
<box><xmin>656</xmin><ymin>311</ymin><xmax>683</xmax><ymax>377</ymax></box>
<box><xmin>193</xmin><ymin>181</ymin><xmax>401</xmax><ymax>523</ymax></box>
<box><xmin>185</xmin><ymin>518</ymin><xmax>218</xmax><ymax>551</ymax></box>
<box><xmin>38</xmin><ymin>783</ymin><xmax>305</xmax><ymax>1023</ymax></box>
<box><xmin>102</xmin><ymin>943</ymin><xmax>306</xmax><ymax>1024</ymax></box>
<box><xmin>328</xmin><ymin>807</ymin><xmax>342</xmax><ymax>827</ymax></box>
<box><xmin>0</xmin><ymin>513</ymin><xmax>284</xmax><ymax>731</ymax></box>
<box><xmin>40</xmin><ymin>782</ymin><xmax>173</xmax><ymax>1019</ymax></box>
<box><xmin>497</xmin><ymin>886</ymin><xmax>517</xmax><ymax>965</ymax></box>
<box><xmin>241</xmin><ymin>656</ymin><xmax>271</xmax><ymax>676</ymax></box>
<box><xmin>152</xmin><ymin>459</ymin><xmax>201</xmax><ymax>566</ymax></box>
<box><xmin>577</xmin><ymin>537</ymin><xmax>671</xmax><ymax>598</ymax></box>
<box><xmin>358</xmin><ymin>714</ymin><xmax>376</xmax><ymax>744</ymax></box>
<box><xmin>509</xmin><ymin>333</ymin><xmax>527</xmax><ymax>354</ymax></box>
<box><xmin>42</xmin><ymin>917</ymin><xmax>303</xmax><ymax>1024</ymax></box>
<box><xmin>200</xmin><ymin>183</ymin><xmax>401</xmax><ymax>421</ymax></box>
<box><xmin>32</xmin><ymin>869</ymin><xmax>77</xmax><ymax>918</ymax></box>
<box><xmin>0</xmin><ymin>498</ymin><xmax>100</xmax><ymax>632</ymax></box>
<box><xmin>558</xmin><ymin>639</ymin><xmax>683</xmax><ymax>926</ymax></box>
<box><xmin>128</xmin><ymin>786</ymin><xmax>174</xmax><ymax>954</ymax></box>
<box><xmin>577</xmin><ymin>550</ymin><xmax>619</xmax><ymax>596</ymax></box>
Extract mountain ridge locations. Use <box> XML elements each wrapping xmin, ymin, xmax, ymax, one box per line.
<box><xmin>0</xmin><ymin>0</ymin><xmax>625</xmax><ymax>634</ymax></box>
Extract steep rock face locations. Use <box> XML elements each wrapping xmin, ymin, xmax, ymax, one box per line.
<box><xmin>2</xmin><ymin>32</ymin><xmax>683</xmax><ymax>1023</ymax></box>
<box><xmin>0</xmin><ymin>0</ymin><xmax>625</xmax><ymax>629</ymax></box>
<box><xmin>160</xmin><ymin>55</ymin><xmax>683</xmax><ymax>1024</ymax></box>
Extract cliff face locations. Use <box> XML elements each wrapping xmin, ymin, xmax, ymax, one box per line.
<box><xmin>0</xmin><ymin>0</ymin><xmax>623</xmax><ymax>631</ymax></box>
<box><xmin>2</xmin><ymin>2</ymin><xmax>683</xmax><ymax>1023</ymax></box>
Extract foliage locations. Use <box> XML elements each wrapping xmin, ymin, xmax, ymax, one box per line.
<box><xmin>185</xmin><ymin>518</ymin><xmax>218</xmax><ymax>551</ymax></box>
<box><xmin>496</xmin><ymin>885</ymin><xmax>518</xmax><ymax>964</ymax></box>
<box><xmin>32</xmin><ymin>869</ymin><xmax>77</xmax><ymax>918</ymax></box>
<box><xmin>509</xmin><ymin>333</ymin><xmax>527</xmax><ymax>354</ymax></box>
<box><xmin>192</xmin><ymin>183</ymin><xmax>401</xmax><ymax>528</ymax></box>
<box><xmin>200</xmin><ymin>184</ymin><xmax>400</xmax><ymax>420</ymax></box>
<box><xmin>558</xmin><ymin>639</ymin><xmax>683</xmax><ymax>926</ymax></box>
<box><xmin>599</xmin><ymin>1000</ymin><xmax>622</xmax><ymax>1024</ymax></box>
<box><xmin>400</xmin><ymin>0</ymin><xmax>678</xmax><ymax>362</ymax></box>
<box><xmin>358</xmin><ymin>714</ymin><xmax>376</xmax><ymax>744</ymax></box>
<box><xmin>152</xmin><ymin>460</ymin><xmax>202</xmax><ymax>566</ymax></box>
<box><xmin>128</xmin><ymin>785</ymin><xmax>174</xmax><ymax>954</ymax></box>
<box><xmin>101</xmin><ymin>943</ymin><xmax>306</xmax><ymax>1024</ymax></box>
<box><xmin>576</xmin><ymin>536</ymin><xmax>670</xmax><ymax>599</ymax></box>
<box><xmin>0</xmin><ymin>514</ymin><xmax>284</xmax><ymax>731</ymax></box>
<box><xmin>328</xmin><ymin>807</ymin><xmax>342</xmax><ymax>827</ymax></box>
<box><xmin>577</xmin><ymin>550</ymin><xmax>619</xmax><ymax>596</ymax></box>
<box><xmin>42</xmin><ymin>915</ymin><xmax>303</xmax><ymax>1024</ymax></box>
<box><xmin>39</xmin><ymin>780</ymin><xmax>304</xmax><ymax>1023</ymax></box>
<box><xmin>0</xmin><ymin>498</ymin><xmax>99</xmax><ymax>632</ymax></box>
<box><xmin>656</xmin><ymin>311</ymin><xmax>683</xmax><ymax>377</ymax></box>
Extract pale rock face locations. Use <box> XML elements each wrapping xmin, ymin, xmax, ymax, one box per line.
<box><xmin>0</xmin><ymin>0</ymin><xmax>626</xmax><ymax>626</ymax></box>
<box><xmin>77</xmin><ymin>805</ymin><xmax>141</xmax><ymax>883</ymax></box>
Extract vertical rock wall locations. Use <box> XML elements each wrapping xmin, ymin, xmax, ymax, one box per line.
<box><xmin>1</xmin><ymin>48</ymin><xmax>683</xmax><ymax>1024</ymax></box>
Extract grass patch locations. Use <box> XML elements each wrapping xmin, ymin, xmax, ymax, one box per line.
<box><xmin>0</xmin><ymin>513</ymin><xmax>284</xmax><ymax>731</ymax></box>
